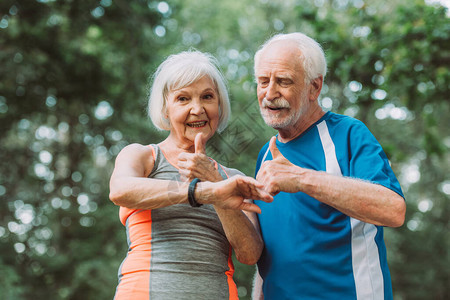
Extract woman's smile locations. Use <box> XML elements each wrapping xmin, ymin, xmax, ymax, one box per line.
<box><xmin>187</xmin><ymin>120</ymin><xmax>208</xmax><ymax>128</ymax></box>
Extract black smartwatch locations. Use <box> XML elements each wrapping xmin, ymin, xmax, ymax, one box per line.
<box><xmin>188</xmin><ymin>178</ymin><xmax>203</xmax><ymax>207</ymax></box>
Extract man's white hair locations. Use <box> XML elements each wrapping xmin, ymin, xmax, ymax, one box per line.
<box><xmin>148</xmin><ymin>50</ymin><xmax>231</xmax><ymax>132</ymax></box>
<box><xmin>254</xmin><ymin>32</ymin><xmax>327</xmax><ymax>83</ymax></box>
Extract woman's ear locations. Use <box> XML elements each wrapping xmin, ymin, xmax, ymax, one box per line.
<box><xmin>163</xmin><ymin>103</ymin><xmax>169</xmax><ymax>119</ymax></box>
<box><xmin>162</xmin><ymin>106</ymin><xmax>171</xmax><ymax>129</ymax></box>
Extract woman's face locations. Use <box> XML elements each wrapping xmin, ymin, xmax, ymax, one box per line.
<box><xmin>166</xmin><ymin>76</ymin><xmax>220</xmax><ymax>144</ymax></box>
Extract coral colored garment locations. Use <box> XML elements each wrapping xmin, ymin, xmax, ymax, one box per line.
<box><xmin>114</xmin><ymin>144</ymin><xmax>240</xmax><ymax>300</ymax></box>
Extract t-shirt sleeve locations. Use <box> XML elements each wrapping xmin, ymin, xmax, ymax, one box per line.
<box><xmin>348</xmin><ymin>121</ymin><xmax>404</xmax><ymax>198</ymax></box>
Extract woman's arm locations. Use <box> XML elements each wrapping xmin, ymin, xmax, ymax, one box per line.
<box><xmin>177</xmin><ymin>134</ymin><xmax>265</xmax><ymax>265</ymax></box>
<box><xmin>109</xmin><ymin>143</ymin><xmax>189</xmax><ymax>209</ymax></box>
<box><xmin>110</xmin><ymin>143</ymin><xmax>272</xmax><ymax>214</ymax></box>
<box><xmin>215</xmin><ymin>206</ymin><xmax>263</xmax><ymax>265</ymax></box>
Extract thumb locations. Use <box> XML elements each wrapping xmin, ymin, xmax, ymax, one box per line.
<box><xmin>269</xmin><ymin>136</ymin><xmax>282</xmax><ymax>159</ymax></box>
<box><xmin>195</xmin><ymin>133</ymin><xmax>206</xmax><ymax>154</ymax></box>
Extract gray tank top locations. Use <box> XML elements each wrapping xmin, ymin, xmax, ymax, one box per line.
<box><xmin>117</xmin><ymin>144</ymin><xmax>243</xmax><ymax>299</ymax></box>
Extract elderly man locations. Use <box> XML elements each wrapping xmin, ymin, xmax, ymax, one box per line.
<box><xmin>252</xmin><ymin>33</ymin><xmax>406</xmax><ymax>299</ymax></box>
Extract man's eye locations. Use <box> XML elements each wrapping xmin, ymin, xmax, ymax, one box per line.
<box><xmin>279</xmin><ymin>79</ymin><xmax>292</xmax><ymax>86</ymax></box>
<box><xmin>258</xmin><ymin>80</ymin><xmax>269</xmax><ymax>86</ymax></box>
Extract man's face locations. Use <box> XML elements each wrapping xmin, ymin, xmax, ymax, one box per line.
<box><xmin>255</xmin><ymin>41</ymin><xmax>311</xmax><ymax>131</ymax></box>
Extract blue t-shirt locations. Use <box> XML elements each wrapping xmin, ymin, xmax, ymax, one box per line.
<box><xmin>255</xmin><ymin>111</ymin><xmax>404</xmax><ymax>300</ymax></box>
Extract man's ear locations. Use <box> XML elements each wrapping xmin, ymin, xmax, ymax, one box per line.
<box><xmin>309</xmin><ymin>76</ymin><xmax>323</xmax><ymax>101</ymax></box>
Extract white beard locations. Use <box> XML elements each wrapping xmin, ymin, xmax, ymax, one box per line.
<box><xmin>260</xmin><ymin>105</ymin><xmax>305</xmax><ymax>130</ymax></box>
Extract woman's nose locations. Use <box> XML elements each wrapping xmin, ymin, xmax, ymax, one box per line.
<box><xmin>191</xmin><ymin>99</ymin><xmax>205</xmax><ymax>114</ymax></box>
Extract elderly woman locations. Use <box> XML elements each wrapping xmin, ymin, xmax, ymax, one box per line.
<box><xmin>109</xmin><ymin>50</ymin><xmax>272</xmax><ymax>300</ymax></box>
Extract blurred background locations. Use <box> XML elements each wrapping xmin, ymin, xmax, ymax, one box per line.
<box><xmin>0</xmin><ymin>0</ymin><xmax>448</xmax><ymax>299</ymax></box>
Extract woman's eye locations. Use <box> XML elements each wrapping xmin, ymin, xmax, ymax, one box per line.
<box><xmin>203</xmin><ymin>94</ymin><xmax>214</xmax><ymax>100</ymax></box>
<box><xmin>177</xmin><ymin>96</ymin><xmax>188</xmax><ymax>101</ymax></box>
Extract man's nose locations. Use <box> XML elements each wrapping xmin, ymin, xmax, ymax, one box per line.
<box><xmin>264</xmin><ymin>81</ymin><xmax>280</xmax><ymax>101</ymax></box>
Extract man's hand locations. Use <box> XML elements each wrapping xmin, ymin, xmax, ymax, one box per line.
<box><xmin>197</xmin><ymin>175</ymin><xmax>273</xmax><ymax>213</ymax></box>
<box><xmin>178</xmin><ymin>133</ymin><xmax>222</xmax><ymax>182</ymax></box>
<box><xmin>256</xmin><ymin>136</ymin><xmax>305</xmax><ymax>195</ymax></box>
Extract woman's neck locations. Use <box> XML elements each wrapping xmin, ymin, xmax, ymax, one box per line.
<box><xmin>158</xmin><ymin>135</ymin><xmax>194</xmax><ymax>161</ymax></box>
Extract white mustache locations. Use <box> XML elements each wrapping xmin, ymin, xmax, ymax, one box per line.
<box><xmin>261</xmin><ymin>97</ymin><xmax>290</xmax><ymax>109</ymax></box>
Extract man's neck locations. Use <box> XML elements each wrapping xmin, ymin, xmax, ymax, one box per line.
<box><xmin>277</xmin><ymin>107</ymin><xmax>326</xmax><ymax>143</ymax></box>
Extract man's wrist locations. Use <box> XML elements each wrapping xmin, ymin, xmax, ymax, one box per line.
<box><xmin>297</xmin><ymin>168</ymin><xmax>316</xmax><ymax>192</ymax></box>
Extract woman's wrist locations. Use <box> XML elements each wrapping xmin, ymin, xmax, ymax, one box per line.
<box><xmin>194</xmin><ymin>181</ymin><xmax>216</xmax><ymax>205</ymax></box>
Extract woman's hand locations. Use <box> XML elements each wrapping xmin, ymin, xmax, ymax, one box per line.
<box><xmin>178</xmin><ymin>133</ymin><xmax>222</xmax><ymax>182</ymax></box>
<box><xmin>196</xmin><ymin>175</ymin><xmax>273</xmax><ymax>213</ymax></box>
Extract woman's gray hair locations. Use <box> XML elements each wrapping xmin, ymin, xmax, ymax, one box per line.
<box><xmin>148</xmin><ymin>50</ymin><xmax>231</xmax><ymax>133</ymax></box>
<box><xmin>254</xmin><ymin>32</ymin><xmax>327</xmax><ymax>83</ymax></box>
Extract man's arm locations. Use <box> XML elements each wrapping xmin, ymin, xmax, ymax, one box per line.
<box><xmin>256</xmin><ymin>137</ymin><xmax>406</xmax><ymax>227</ymax></box>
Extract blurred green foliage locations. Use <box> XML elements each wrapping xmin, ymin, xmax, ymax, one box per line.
<box><xmin>0</xmin><ymin>0</ymin><xmax>448</xmax><ymax>299</ymax></box>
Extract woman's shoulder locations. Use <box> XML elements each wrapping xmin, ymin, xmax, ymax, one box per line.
<box><xmin>114</xmin><ymin>143</ymin><xmax>157</xmax><ymax>177</ymax></box>
<box><xmin>118</xmin><ymin>143</ymin><xmax>156</xmax><ymax>160</ymax></box>
<box><xmin>122</xmin><ymin>143</ymin><xmax>154</xmax><ymax>151</ymax></box>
